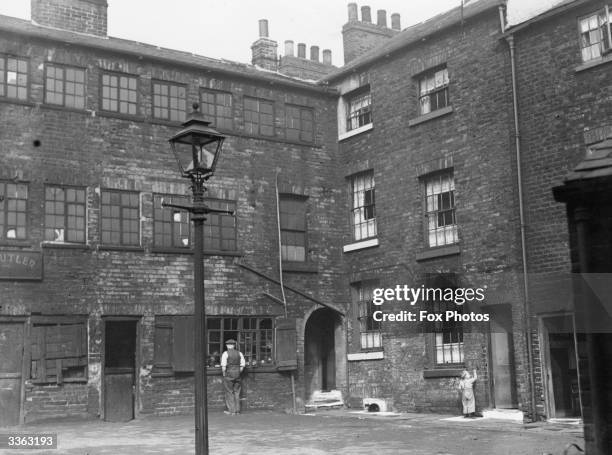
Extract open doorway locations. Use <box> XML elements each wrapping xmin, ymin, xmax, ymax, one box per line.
<box><xmin>487</xmin><ymin>304</ymin><xmax>517</xmax><ymax>408</ymax></box>
<box><xmin>304</xmin><ymin>308</ymin><xmax>342</xmax><ymax>398</ymax></box>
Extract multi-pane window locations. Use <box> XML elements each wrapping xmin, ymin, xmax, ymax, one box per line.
<box><xmin>204</xmin><ymin>199</ymin><xmax>237</xmax><ymax>252</ymax></box>
<box><xmin>418</xmin><ymin>67</ymin><xmax>449</xmax><ymax>115</ymax></box>
<box><xmin>579</xmin><ymin>7</ymin><xmax>612</xmax><ymax>62</ymax></box>
<box><xmin>44</xmin><ymin>186</ymin><xmax>86</xmax><ymax>243</ymax></box>
<box><xmin>100</xmin><ymin>190</ymin><xmax>140</xmax><ymax>246</ymax></box>
<box><xmin>200</xmin><ymin>89</ymin><xmax>233</xmax><ymax>130</ymax></box>
<box><xmin>101</xmin><ymin>73</ymin><xmax>137</xmax><ymax>115</ymax></box>
<box><xmin>355</xmin><ymin>281</ymin><xmax>382</xmax><ymax>350</ymax></box>
<box><xmin>346</xmin><ymin>90</ymin><xmax>372</xmax><ymax>131</ymax></box>
<box><xmin>432</xmin><ymin>299</ymin><xmax>464</xmax><ymax>364</ymax></box>
<box><xmin>424</xmin><ymin>172</ymin><xmax>458</xmax><ymax>247</ymax></box>
<box><xmin>152</xmin><ymin>81</ymin><xmax>186</xmax><ymax>122</ymax></box>
<box><xmin>207</xmin><ymin>317</ymin><xmax>273</xmax><ymax>367</ymax></box>
<box><xmin>350</xmin><ymin>171</ymin><xmax>376</xmax><ymax>241</ymax></box>
<box><xmin>0</xmin><ymin>182</ymin><xmax>28</xmax><ymax>240</ymax></box>
<box><xmin>244</xmin><ymin>96</ymin><xmax>274</xmax><ymax>137</ymax></box>
<box><xmin>44</xmin><ymin>64</ymin><xmax>86</xmax><ymax>109</ymax></box>
<box><xmin>279</xmin><ymin>196</ymin><xmax>307</xmax><ymax>262</ymax></box>
<box><xmin>0</xmin><ymin>56</ymin><xmax>28</xmax><ymax>100</ymax></box>
<box><xmin>153</xmin><ymin>194</ymin><xmax>190</xmax><ymax>249</ymax></box>
<box><xmin>286</xmin><ymin>105</ymin><xmax>314</xmax><ymax>142</ymax></box>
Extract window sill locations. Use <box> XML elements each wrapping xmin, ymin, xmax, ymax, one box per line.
<box><xmin>98</xmin><ymin>245</ymin><xmax>145</xmax><ymax>252</ymax></box>
<box><xmin>150</xmin><ymin>248</ymin><xmax>243</xmax><ymax>257</ymax></box>
<box><xmin>97</xmin><ymin>110</ymin><xmax>145</xmax><ymax>122</ymax></box>
<box><xmin>423</xmin><ymin>368</ymin><xmax>464</xmax><ymax>379</ymax></box>
<box><xmin>42</xmin><ymin>242</ymin><xmax>90</xmax><ymax>250</ymax></box>
<box><xmin>40</xmin><ymin>103</ymin><xmax>89</xmax><ymax>115</ymax></box>
<box><xmin>0</xmin><ymin>240</ymin><xmax>32</xmax><ymax>248</ymax></box>
<box><xmin>408</xmin><ymin>106</ymin><xmax>454</xmax><ymax>126</ymax></box>
<box><xmin>347</xmin><ymin>351</ymin><xmax>384</xmax><ymax>361</ymax></box>
<box><xmin>282</xmin><ymin>261</ymin><xmax>318</xmax><ymax>273</ymax></box>
<box><xmin>343</xmin><ymin>238</ymin><xmax>379</xmax><ymax>253</ymax></box>
<box><xmin>415</xmin><ymin>244</ymin><xmax>460</xmax><ymax>261</ymax></box>
<box><xmin>338</xmin><ymin>123</ymin><xmax>373</xmax><ymax>141</ymax></box>
<box><xmin>575</xmin><ymin>54</ymin><xmax>612</xmax><ymax>73</ymax></box>
<box><xmin>0</xmin><ymin>98</ymin><xmax>35</xmax><ymax>108</ymax></box>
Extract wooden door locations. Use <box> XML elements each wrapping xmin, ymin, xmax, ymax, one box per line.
<box><xmin>104</xmin><ymin>320</ymin><xmax>137</xmax><ymax>422</ymax></box>
<box><xmin>0</xmin><ymin>321</ymin><xmax>24</xmax><ymax>426</ymax></box>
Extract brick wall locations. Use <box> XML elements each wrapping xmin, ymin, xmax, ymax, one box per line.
<box><xmin>24</xmin><ymin>383</ymin><xmax>89</xmax><ymax>422</ymax></box>
<box><xmin>31</xmin><ymin>0</ymin><xmax>108</xmax><ymax>36</ymax></box>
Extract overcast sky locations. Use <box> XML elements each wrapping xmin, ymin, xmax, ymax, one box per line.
<box><xmin>0</xmin><ymin>0</ymin><xmax>549</xmax><ymax>66</ymax></box>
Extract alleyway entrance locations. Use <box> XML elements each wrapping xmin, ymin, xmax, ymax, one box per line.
<box><xmin>304</xmin><ymin>308</ymin><xmax>341</xmax><ymax>397</ymax></box>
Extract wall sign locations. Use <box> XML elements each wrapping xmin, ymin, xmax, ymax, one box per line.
<box><xmin>0</xmin><ymin>249</ymin><xmax>43</xmax><ymax>280</ymax></box>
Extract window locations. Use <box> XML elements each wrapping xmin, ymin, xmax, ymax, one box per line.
<box><xmin>153</xmin><ymin>194</ymin><xmax>190</xmax><ymax>249</ymax></box>
<box><xmin>350</xmin><ymin>171</ymin><xmax>376</xmax><ymax>241</ymax></box>
<box><xmin>207</xmin><ymin>317</ymin><xmax>273</xmax><ymax>367</ymax></box>
<box><xmin>0</xmin><ymin>56</ymin><xmax>27</xmax><ymax>100</ymax></box>
<box><xmin>44</xmin><ymin>186</ymin><xmax>86</xmax><ymax>243</ymax></box>
<box><xmin>152</xmin><ymin>81</ymin><xmax>186</xmax><ymax>122</ymax></box>
<box><xmin>44</xmin><ymin>64</ymin><xmax>85</xmax><ymax>109</ymax></box>
<box><xmin>424</xmin><ymin>172</ymin><xmax>458</xmax><ymax>247</ymax></box>
<box><xmin>418</xmin><ymin>67</ymin><xmax>449</xmax><ymax>115</ymax></box>
<box><xmin>279</xmin><ymin>196</ymin><xmax>307</xmax><ymax>262</ymax></box>
<box><xmin>579</xmin><ymin>6</ymin><xmax>612</xmax><ymax>62</ymax></box>
<box><xmin>244</xmin><ymin>96</ymin><xmax>274</xmax><ymax>137</ymax></box>
<box><xmin>30</xmin><ymin>319</ymin><xmax>87</xmax><ymax>383</ymax></box>
<box><xmin>200</xmin><ymin>89</ymin><xmax>233</xmax><ymax>130</ymax></box>
<box><xmin>100</xmin><ymin>190</ymin><xmax>140</xmax><ymax>246</ymax></box>
<box><xmin>101</xmin><ymin>72</ymin><xmax>137</xmax><ymax>115</ymax></box>
<box><xmin>286</xmin><ymin>105</ymin><xmax>314</xmax><ymax>142</ymax></box>
<box><xmin>346</xmin><ymin>89</ymin><xmax>372</xmax><ymax>131</ymax></box>
<box><xmin>355</xmin><ymin>281</ymin><xmax>382</xmax><ymax>350</ymax></box>
<box><xmin>204</xmin><ymin>199</ymin><xmax>237</xmax><ymax>252</ymax></box>
<box><xmin>0</xmin><ymin>182</ymin><xmax>28</xmax><ymax>240</ymax></box>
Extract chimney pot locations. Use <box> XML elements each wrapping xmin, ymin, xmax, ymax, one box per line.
<box><xmin>348</xmin><ymin>3</ymin><xmax>358</xmax><ymax>22</ymax></box>
<box><xmin>391</xmin><ymin>13</ymin><xmax>401</xmax><ymax>30</ymax></box>
<box><xmin>361</xmin><ymin>6</ymin><xmax>371</xmax><ymax>23</ymax></box>
<box><xmin>297</xmin><ymin>43</ymin><xmax>306</xmax><ymax>58</ymax></box>
<box><xmin>284</xmin><ymin>40</ymin><xmax>294</xmax><ymax>57</ymax></box>
<box><xmin>310</xmin><ymin>46</ymin><xmax>320</xmax><ymax>62</ymax></box>
<box><xmin>322</xmin><ymin>49</ymin><xmax>332</xmax><ymax>65</ymax></box>
<box><xmin>377</xmin><ymin>9</ymin><xmax>387</xmax><ymax>27</ymax></box>
<box><xmin>258</xmin><ymin>19</ymin><xmax>269</xmax><ymax>38</ymax></box>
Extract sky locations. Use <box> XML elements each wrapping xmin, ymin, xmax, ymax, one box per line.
<box><xmin>0</xmin><ymin>0</ymin><xmax>553</xmax><ymax>66</ymax></box>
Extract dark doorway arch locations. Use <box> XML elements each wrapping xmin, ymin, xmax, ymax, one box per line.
<box><xmin>304</xmin><ymin>308</ymin><xmax>341</xmax><ymax>397</ymax></box>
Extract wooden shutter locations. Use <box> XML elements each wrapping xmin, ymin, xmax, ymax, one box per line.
<box><xmin>172</xmin><ymin>316</ymin><xmax>194</xmax><ymax>372</ymax></box>
<box><xmin>275</xmin><ymin>318</ymin><xmax>297</xmax><ymax>370</ymax></box>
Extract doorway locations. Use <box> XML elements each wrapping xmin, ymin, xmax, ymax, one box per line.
<box><xmin>304</xmin><ymin>308</ymin><xmax>341</xmax><ymax>397</ymax></box>
<box><xmin>487</xmin><ymin>304</ymin><xmax>517</xmax><ymax>408</ymax></box>
<box><xmin>0</xmin><ymin>320</ymin><xmax>25</xmax><ymax>426</ymax></box>
<box><xmin>103</xmin><ymin>319</ymin><xmax>137</xmax><ymax>422</ymax></box>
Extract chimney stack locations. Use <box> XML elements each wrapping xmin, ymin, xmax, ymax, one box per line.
<box><xmin>348</xmin><ymin>3</ymin><xmax>358</xmax><ymax>22</ymax></box>
<box><xmin>322</xmin><ymin>49</ymin><xmax>332</xmax><ymax>65</ymax></box>
<box><xmin>31</xmin><ymin>0</ymin><xmax>108</xmax><ymax>36</ymax></box>
<box><xmin>361</xmin><ymin>6</ymin><xmax>371</xmax><ymax>23</ymax></box>
<box><xmin>251</xmin><ymin>19</ymin><xmax>278</xmax><ymax>71</ymax></box>
<box><xmin>297</xmin><ymin>43</ymin><xmax>306</xmax><ymax>58</ymax></box>
<box><xmin>377</xmin><ymin>10</ymin><xmax>387</xmax><ymax>27</ymax></box>
<box><xmin>258</xmin><ymin>19</ymin><xmax>269</xmax><ymax>37</ymax></box>
<box><xmin>391</xmin><ymin>13</ymin><xmax>401</xmax><ymax>30</ymax></box>
<box><xmin>284</xmin><ymin>40</ymin><xmax>294</xmax><ymax>57</ymax></box>
<box><xmin>310</xmin><ymin>46</ymin><xmax>319</xmax><ymax>62</ymax></box>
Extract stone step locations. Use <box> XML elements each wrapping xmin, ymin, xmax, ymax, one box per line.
<box><xmin>482</xmin><ymin>408</ymin><xmax>524</xmax><ymax>422</ymax></box>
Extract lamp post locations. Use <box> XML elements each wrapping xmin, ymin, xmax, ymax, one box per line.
<box><xmin>164</xmin><ymin>103</ymin><xmax>232</xmax><ymax>455</ymax></box>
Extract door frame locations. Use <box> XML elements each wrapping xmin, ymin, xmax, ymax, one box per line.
<box><xmin>101</xmin><ymin>316</ymin><xmax>141</xmax><ymax>421</ymax></box>
<box><xmin>0</xmin><ymin>316</ymin><xmax>28</xmax><ymax>425</ymax></box>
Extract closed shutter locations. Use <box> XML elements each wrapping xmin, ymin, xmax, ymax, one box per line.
<box><xmin>275</xmin><ymin>318</ymin><xmax>297</xmax><ymax>370</ymax></box>
<box><xmin>172</xmin><ymin>316</ymin><xmax>194</xmax><ymax>372</ymax></box>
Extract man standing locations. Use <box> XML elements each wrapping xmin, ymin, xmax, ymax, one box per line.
<box><xmin>221</xmin><ymin>339</ymin><xmax>245</xmax><ymax>415</ymax></box>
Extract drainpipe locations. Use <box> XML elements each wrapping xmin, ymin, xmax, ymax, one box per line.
<box><xmin>506</xmin><ymin>33</ymin><xmax>537</xmax><ymax>421</ymax></box>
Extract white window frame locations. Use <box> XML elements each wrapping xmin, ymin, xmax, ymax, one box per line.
<box><xmin>579</xmin><ymin>6</ymin><xmax>612</xmax><ymax>62</ymax></box>
<box><xmin>350</xmin><ymin>171</ymin><xmax>377</xmax><ymax>242</ymax></box>
<box><xmin>424</xmin><ymin>172</ymin><xmax>458</xmax><ymax>248</ymax></box>
<box><xmin>418</xmin><ymin>67</ymin><xmax>449</xmax><ymax>116</ymax></box>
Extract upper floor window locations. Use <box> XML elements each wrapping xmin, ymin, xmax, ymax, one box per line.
<box><xmin>152</xmin><ymin>81</ymin><xmax>186</xmax><ymax>122</ymax></box>
<box><xmin>44</xmin><ymin>186</ymin><xmax>86</xmax><ymax>243</ymax></box>
<box><xmin>285</xmin><ymin>105</ymin><xmax>314</xmax><ymax>143</ymax></box>
<box><xmin>579</xmin><ymin>7</ymin><xmax>612</xmax><ymax>62</ymax></box>
<box><xmin>100</xmin><ymin>190</ymin><xmax>140</xmax><ymax>246</ymax></box>
<box><xmin>153</xmin><ymin>194</ymin><xmax>190</xmax><ymax>249</ymax></box>
<box><xmin>279</xmin><ymin>195</ymin><xmax>307</xmax><ymax>262</ymax></box>
<box><xmin>101</xmin><ymin>73</ymin><xmax>137</xmax><ymax>115</ymax></box>
<box><xmin>354</xmin><ymin>281</ymin><xmax>382</xmax><ymax>350</ymax></box>
<box><xmin>200</xmin><ymin>89</ymin><xmax>233</xmax><ymax>130</ymax></box>
<box><xmin>418</xmin><ymin>67</ymin><xmax>449</xmax><ymax>115</ymax></box>
<box><xmin>0</xmin><ymin>56</ymin><xmax>28</xmax><ymax>100</ymax></box>
<box><xmin>204</xmin><ymin>199</ymin><xmax>237</xmax><ymax>252</ymax></box>
<box><xmin>424</xmin><ymin>172</ymin><xmax>458</xmax><ymax>247</ymax></box>
<box><xmin>0</xmin><ymin>182</ymin><xmax>28</xmax><ymax>239</ymax></box>
<box><xmin>244</xmin><ymin>96</ymin><xmax>274</xmax><ymax>137</ymax></box>
<box><xmin>346</xmin><ymin>89</ymin><xmax>372</xmax><ymax>132</ymax></box>
<box><xmin>350</xmin><ymin>171</ymin><xmax>376</xmax><ymax>242</ymax></box>
<box><xmin>45</xmin><ymin>64</ymin><xmax>86</xmax><ymax>109</ymax></box>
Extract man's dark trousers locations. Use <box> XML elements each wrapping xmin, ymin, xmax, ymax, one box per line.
<box><xmin>224</xmin><ymin>350</ymin><xmax>242</xmax><ymax>413</ymax></box>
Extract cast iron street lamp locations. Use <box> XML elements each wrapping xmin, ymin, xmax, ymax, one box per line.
<box><xmin>164</xmin><ymin>103</ymin><xmax>233</xmax><ymax>455</ymax></box>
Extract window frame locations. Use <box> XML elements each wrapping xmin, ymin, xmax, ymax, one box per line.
<box><xmin>152</xmin><ymin>80</ymin><xmax>186</xmax><ymax>122</ymax></box>
<box><xmin>43</xmin><ymin>63</ymin><xmax>86</xmax><ymax>109</ymax></box>
<box><xmin>152</xmin><ymin>193</ymin><xmax>191</xmax><ymax>250</ymax></box>
<box><xmin>279</xmin><ymin>194</ymin><xmax>308</xmax><ymax>263</ymax></box>
<box><xmin>0</xmin><ymin>181</ymin><xmax>28</xmax><ymax>240</ymax></box>
<box><xmin>203</xmin><ymin>198</ymin><xmax>238</xmax><ymax>253</ymax></box>
<box><xmin>100</xmin><ymin>71</ymin><xmax>138</xmax><ymax>116</ymax></box>
<box><xmin>99</xmin><ymin>189</ymin><xmax>141</xmax><ymax>247</ymax></box>
<box><xmin>43</xmin><ymin>185</ymin><xmax>87</xmax><ymax>244</ymax></box>
<box><xmin>417</xmin><ymin>66</ymin><xmax>450</xmax><ymax>116</ymax></box>
<box><xmin>578</xmin><ymin>6</ymin><xmax>612</xmax><ymax>63</ymax></box>
<box><xmin>285</xmin><ymin>104</ymin><xmax>314</xmax><ymax>143</ymax></box>
<box><xmin>0</xmin><ymin>55</ymin><xmax>28</xmax><ymax>101</ymax></box>
<box><xmin>349</xmin><ymin>170</ymin><xmax>377</xmax><ymax>242</ymax></box>
<box><xmin>200</xmin><ymin>88</ymin><xmax>234</xmax><ymax>130</ymax></box>
<box><xmin>353</xmin><ymin>280</ymin><xmax>382</xmax><ymax>351</ymax></box>
<box><xmin>422</xmin><ymin>170</ymin><xmax>458</xmax><ymax>248</ymax></box>
<box><xmin>243</xmin><ymin>96</ymin><xmax>275</xmax><ymax>137</ymax></box>
<box><xmin>345</xmin><ymin>87</ymin><xmax>372</xmax><ymax>132</ymax></box>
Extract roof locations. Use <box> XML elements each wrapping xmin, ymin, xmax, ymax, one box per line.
<box><xmin>0</xmin><ymin>14</ymin><xmax>335</xmax><ymax>95</ymax></box>
<box><xmin>505</xmin><ymin>0</ymin><xmax>590</xmax><ymax>34</ymax></box>
<box><xmin>320</xmin><ymin>0</ymin><xmax>504</xmax><ymax>83</ymax></box>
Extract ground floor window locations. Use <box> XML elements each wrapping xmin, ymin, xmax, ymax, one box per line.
<box><xmin>433</xmin><ymin>299</ymin><xmax>464</xmax><ymax>365</ymax></box>
<box><xmin>207</xmin><ymin>317</ymin><xmax>273</xmax><ymax>367</ymax></box>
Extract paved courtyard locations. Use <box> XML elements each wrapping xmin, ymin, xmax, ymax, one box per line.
<box><xmin>1</xmin><ymin>410</ymin><xmax>584</xmax><ymax>455</ymax></box>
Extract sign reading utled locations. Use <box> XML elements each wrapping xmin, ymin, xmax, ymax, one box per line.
<box><xmin>0</xmin><ymin>249</ymin><xmax>43</xmax><ymax>280</ymax></box>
